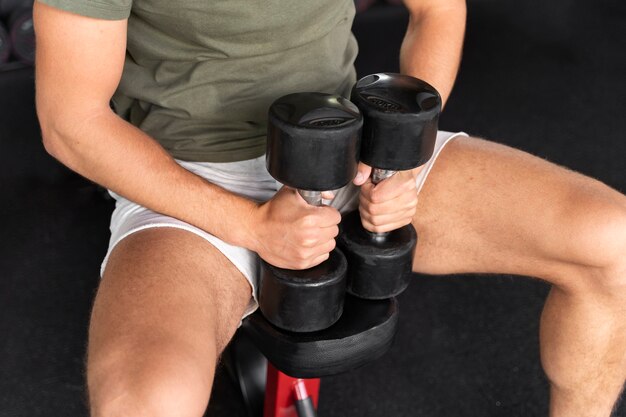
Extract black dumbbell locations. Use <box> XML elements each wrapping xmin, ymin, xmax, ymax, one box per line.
<box><xmin>8</xmin><ymin>6</ymin><xmax>33</xmax><ymax>64</ymax></box>
<box><xmin>337</xmin><ymin>73</ymin><xmax>441</xmax><ymax>299</ymax></box>
<box><xmin>258</xmin><ymin>92</ymin><xmax>362</xmax><ymax>332</ymax></box>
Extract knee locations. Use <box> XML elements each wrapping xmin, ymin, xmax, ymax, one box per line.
<box><xmin>88</xmin><ymin>346</ymin><xmax>212</xmax><ymax>417</ymax></box>
<box><xmin>560</xmin><ymin>200</ymin><xmax>626</xmax><ymax>295</ymax></box>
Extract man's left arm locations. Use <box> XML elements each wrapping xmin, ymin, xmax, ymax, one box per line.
<box><xmin>400</xmin><ymin>0</ymin><xmax>466</xmax><ymax>107</ymax></box>
<box><xmin>353</xmin><ymin>0</ymin><xmax>467</xmax><ymax>233</ymax></box>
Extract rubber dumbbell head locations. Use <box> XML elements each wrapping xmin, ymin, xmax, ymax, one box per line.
<box><xmin>339</xmin><ymin>210</ymin><xmax>417</xmax><ymax>298</ymax></box>
<box><xmin>350</xmin><ymin>72</ymin><xmax>441</xmax><ymax>171</ymax></box>
<box><xmin>267</xmin><ymin>92</ymin><xmax>363</xmax><ymax>193</ymax></box>
<box><xmin>259</xmin><ymin>92</ymin><xmax>362</xmax><ymax>332</ymax></box>
<box><xmin>338</xmin><ymin>73</ymin><xmax>441</xmax><ymax>299</ymax></box>
<box><xmin>9</xmin><ymin>6</ymin><xmax>33</xmax><ymax>64</ymax></box>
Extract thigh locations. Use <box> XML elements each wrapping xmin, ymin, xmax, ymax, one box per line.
<box><xmin>412</xmin><ymin>136</ymin><xmax>626</xmax><ymax>287</ymax></box>
<box><xmin>87</xmin><ymin>227</ymin><xmax>252</xmax><ymax>411</ymax></box>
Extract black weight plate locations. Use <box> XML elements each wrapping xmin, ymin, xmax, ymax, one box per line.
<box><xmin>266</xmin><ymin>92</ymin><xmax>362</xmax><ymax>191</ymax></box>
<box><xmin>338</xmin><ymin>210</ymin><xmax>416</xmax><ymax>299</ymax></box>
<box><xmin>351</xmin><ymin>73</ymin><xmax>440</xmax><ymax>170</ymax></box>
<box><xmin>258</xmin><ymin>248</ymin><xmax>347</xmax><ymax>332</ymax></box>
<box><xmin>242</xmin><ymin>294</ymin><xmax>399</xmax><ymax>379</ymax></box>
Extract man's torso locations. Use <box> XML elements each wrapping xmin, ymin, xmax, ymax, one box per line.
<box><xmin>113</xmin><ymin>0</ymin><xmax>359</xmax><ymax>162</ymax></box>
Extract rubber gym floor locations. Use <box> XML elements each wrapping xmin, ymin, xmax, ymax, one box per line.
<box><xmin>1</xmin><ymin>1</ymin><xmax>625</xmax><ymax>416</ymax></box>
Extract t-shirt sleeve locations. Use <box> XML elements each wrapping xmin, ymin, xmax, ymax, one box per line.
<box><xmin>36</xmin><ymin>0</ymin><xmax>132</xmax><ymax>20</ymax></box>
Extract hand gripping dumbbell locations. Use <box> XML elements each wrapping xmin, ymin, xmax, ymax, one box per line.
<box><xmin>337</xmin><ymin>73</ymin><xmax>442</xmax><ymax>299</ymax></box>
<box><xmin>258</xmin><ymin>92</ymin><xmax>363</xmax><ymax>332</ymax></box>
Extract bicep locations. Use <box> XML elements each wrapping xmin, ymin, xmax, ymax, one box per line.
<box><xmin>34</xmin><ymin>1</ymin><xmax>127</xmax><ymax>130</ymax></box>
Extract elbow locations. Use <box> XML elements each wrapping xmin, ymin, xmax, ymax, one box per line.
<box><xmin>40</xmin><ymin>119</ymin><xmax>59</xmax><ymax>157</ymax></box>
<box><xmin>37</xmin><ymin>102</ymin><xmax>103</xmax><ymax>165</ymax></box>
<box><xmin>38</xmin><ymin>113</ymin><xmax>70</xmax><ymax>162</ymax></box>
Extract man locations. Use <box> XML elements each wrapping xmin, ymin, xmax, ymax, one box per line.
<box><xmin>33</xmin><ymin>0</ymin><xmax>625</xmax><ymax>416</ymax></box>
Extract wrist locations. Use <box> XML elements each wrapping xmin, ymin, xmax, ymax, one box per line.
<box><xmin>232</xmin><ymin>200</ymin><xmax>264</xmax><ymax>252</ymax></box>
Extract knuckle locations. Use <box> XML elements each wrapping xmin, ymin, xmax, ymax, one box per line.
<box><xmin>370</xmin><ymin>191</ymin><xmax>383</xmax><ymax>204</ymax></box>
<box><xmin>300</xmin><ymin>214</ymin><xmax>317</xmax><ymax>229</ymax></box>
<box><xmin>300</xmin><ymin>238</ymin><xmax>316</xmax><ymax>248</ymax></box>
<box><xmin>294</xmin><ymin>249</ymin><xmax>310</xmax><ymax>261</ymax></box>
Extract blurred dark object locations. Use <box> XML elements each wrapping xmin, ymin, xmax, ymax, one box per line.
<box><xmin>8</xmin><ymin>5</ymin><xmax>34</xmax><ymax>64</ymax></box>
<box><xmin>354</xmin><ymin>0</ymin><xmax>377</xmax><ymax>13</ymax></box>
<box><xmin>0</xmin><ymin>0</ymin><xmax>33</xmax><ymax>70</ymax></box>
<box><xmin>0</xmin><ymin>0</ymin><xmax>30</xmax><ymax>17</ymax></box>
<box><xmin>0</xmin><ymin>19</ymin><xmax>9</xmax><ymax>63</ymax></box>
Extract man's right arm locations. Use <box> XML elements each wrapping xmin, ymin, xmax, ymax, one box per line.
<box><xmin>34</xmin><ymin>2</ymin><xmax>340</xmax><ymax>269</ymax></box>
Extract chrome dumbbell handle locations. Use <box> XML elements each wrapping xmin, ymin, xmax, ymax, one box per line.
<box><xmin>372</xmin><ymin>168</ymin><xmax>396</xmax><ymax>185</ymax></box>
<box><xmin>298</xmin><ymin>189</ymin><xmax>323</xmax><ymax>206</ymax></box>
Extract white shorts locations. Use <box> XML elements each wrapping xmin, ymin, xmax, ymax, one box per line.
<box><xmin>101</xmin><ymin>130</ymin><xmax>467</xmax><ymax>319</ymax></box>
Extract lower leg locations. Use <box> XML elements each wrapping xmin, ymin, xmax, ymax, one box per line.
<box><xmin>541</xmin><ymin>276</ymin><xmax>626</xmax><ymax>417</ymax></box>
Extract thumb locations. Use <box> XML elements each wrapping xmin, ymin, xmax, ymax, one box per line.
<box><xmin>353</xmin><ymin>162</ymin><xmax>372</xmax><ymax>186</ymax></box>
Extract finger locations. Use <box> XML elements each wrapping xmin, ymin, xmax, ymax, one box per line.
<box><xmin>360</xmin><ymin>216</ymin><xmax>414</xmax><ymax>234</ymax></box>
<box><xmin>360</xmin><ymin>192</ymin><xmax>418</xmax><ymax>217</ymax></box>
<box><xmin>291</xmin><ymin>242</ymin><xmax>335</xmax><ymax>269</ymax></box>
<box><xmin>359</xmin><ymin>178</ymin><xmax>375</xmax><ymax>201</ymax></box>
<box><xmin>370</xmin><ymin>173</ymin><xmax>417</xmax><ymax>203</ymax></box>
<box><xmin>307</xmin><ymin>252</ymin><xmax>331</xmax><ymax>269</ymax></box>
<box><xmin>299</xmin><ymin>225</ymin><xmax>339</xmax><ymax>250</ymax></box>
<box><xmin>308</xmin><ymin>239</ymin><xmax>337</xmax><ymax>266</ymax></box>
<box><xmin>315</xmin><ymin>206</ymin><xmax>342</xmax><ymax>227</ymax></box>
<box><xmin>359</xmin><ymin>208</ymin><xmax>415</xmax><ymax>232</ymax></box>
<box><xmin>321</xmin><ymin>190</ymin><xmax>336</xmax><ymax>201</ymax></box>
<box><xmin>353</xmin><ymin>162</ymin><xmax>372</xmax><ymax>186</ymax></box>
<box><xmin>359</xmin><ymin>204</ymin><xmax>416</xmax><ymax>224</ymax></box>
<box><xmin>318</xmin><ymin>223</ymin><xmax>340</xmax><ymax>241</ymax></box>
<box><xmin>299</xmin><ymin>223</ymin><xmax>339</xmax><ymax>248</ymax></box>
<box><xmin>359</xmin><ymin>206</ymin><xmax>416</xmax><ymax>225</ymax></box>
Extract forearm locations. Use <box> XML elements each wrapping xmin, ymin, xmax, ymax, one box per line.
<box><xmin>400</xmin><ymin>2</ymin><xmax>466</xmax><ymax>106</ymax></box>
<box><xmin>41</xmin><ymin>110</ymin><xmax>260</xmax><ymax>251</ymax></box>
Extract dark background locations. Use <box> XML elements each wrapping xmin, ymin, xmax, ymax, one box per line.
<box><xmin>1</xmin><ymin>0</ymin><xmax>625</xmax><ymax>416</ymax></box>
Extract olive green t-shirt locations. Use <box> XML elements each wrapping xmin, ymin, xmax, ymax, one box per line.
<box><xmin>37</xmin><ymin>0</ymin><xmax>358</xmax><ymax>162</ymax></box>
